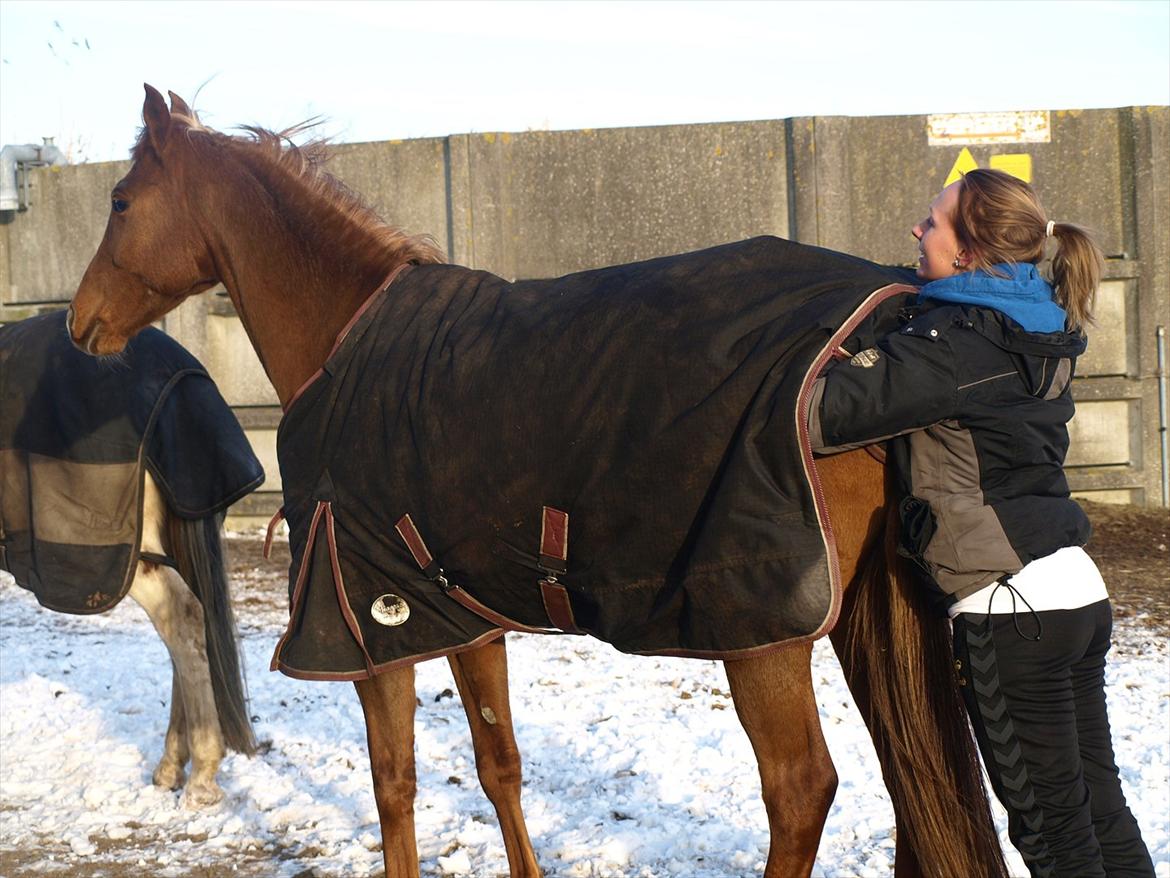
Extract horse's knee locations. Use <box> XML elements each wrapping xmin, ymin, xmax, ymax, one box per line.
<box><xmin>760</xmin><ymin>744</ymin><xmax>837</xmax><ymax>829</ymax></box>
<box><xmin>370</xmin><ymin>766</ymin><xmax>417</xmax><ymax>823</ymax></box>
<box><xmin>474</xmin><ymin>737</ymin><xmax>524</xmax><ymax>800</ymax></box>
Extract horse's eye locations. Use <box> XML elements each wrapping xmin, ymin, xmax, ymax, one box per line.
<box><xmin>112</xmin><ymin>198</ymin><xmax>129</xmax><ymax>214</ymax></box>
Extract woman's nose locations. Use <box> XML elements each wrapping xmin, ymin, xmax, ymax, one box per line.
<box><xmin>912</xmin><ymin>224</ymin><xmax>923</xmax><ymax>241</ymax></box>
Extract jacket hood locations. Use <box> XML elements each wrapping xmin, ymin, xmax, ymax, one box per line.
<box><xmin>964</xmin><ymin>306</ymin><xmax>1086</xmax><ymax>396</ymax></box>
<box><xmin>918</xmin><ymin>263</ymin><xmax>1067</xmax><ymax>333</ymax></box>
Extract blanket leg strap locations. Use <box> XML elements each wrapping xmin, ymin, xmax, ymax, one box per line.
<box><xmin>536</xmin><ymin>507</ymin><xmax>583</xmax><ymax>634</ymax></box>
<box><xmin>395</xmin><ymin>513</ymin><xmax>582</xmax><ymax>636</ymax></box>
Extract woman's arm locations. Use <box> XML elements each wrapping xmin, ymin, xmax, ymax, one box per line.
<box><xmin>809</xmin><ymin>319</ymin><xmax>960</xmax><ymax>453</ymax></box>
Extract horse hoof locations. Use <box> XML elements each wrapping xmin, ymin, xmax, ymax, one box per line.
<box><xmin>152</xmin><ymin>762</ymin><xmax>186</xmax><ymax>791</ymax></box>
<box><xmin>182</xmin><ymin>780</ymin><xmax>225</xmax><ymax>809</ymax></box>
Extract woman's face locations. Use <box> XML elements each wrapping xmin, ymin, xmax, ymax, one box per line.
<box><xmin>912</xmin><ymin>180</ymin><xmax>966</xmax><ymax>280</ymax></box>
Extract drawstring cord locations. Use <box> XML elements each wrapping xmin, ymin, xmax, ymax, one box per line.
<box><xmin>987</xmin><ymin>577</ymin><xmax>1044</xmax><ymax>641</ymax></box>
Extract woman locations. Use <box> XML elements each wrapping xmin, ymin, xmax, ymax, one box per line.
<box><xmin>808</xmin><ymin>168</ymin><xmax>1154</xmax><ymax>877</ymax></box>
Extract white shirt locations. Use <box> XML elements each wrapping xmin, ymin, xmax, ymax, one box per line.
<box><xmin>949</xmin><ymin>546</ymin><xmax>1109</xmax><ymax>619</ymax></box>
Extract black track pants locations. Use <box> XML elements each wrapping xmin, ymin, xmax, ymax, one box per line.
<box><xmin>953</xmin><ymin>600</ymin><xmax>1154</xmax><ymax>878</ymax></box>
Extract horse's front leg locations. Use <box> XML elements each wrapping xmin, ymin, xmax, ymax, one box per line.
<box><xmin>354</xmin><ymin>667</ymin><xmax>420</xmax><ymax>878</ymax></box>
<box><xmin>129</xmin><ymin>561</ymin><xmax>226</xmax><ymax>807</ymax></box>
<box><xmin>725</xmin><ymin>645</ymin><xmax>837</xmax><ymax>878</ymax></box>
<box><xmin>448</xmin><ymin>637</ymin><xmax>541</xmax><ymax>877</ymax></box>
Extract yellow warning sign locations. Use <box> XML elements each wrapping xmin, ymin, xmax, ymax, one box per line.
<box><xmin>944</xmin><ymin>147</ymin><xmax>979</xmax><ymax>186</ymax></box>
<box><xmin>989</xmin><ymin>153</ymin><xmax>1033</xmax><ymax>182</ymax></box>
<box><xmin>944</xmin><ymin>149</ymin><xmax>1034</xmax><ymax>185</ymax></box>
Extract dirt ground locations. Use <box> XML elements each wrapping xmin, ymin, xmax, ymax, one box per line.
<box><xmin>1</xmin><ymin>501</ymin><xmax>1166</xmax><ymax>878</ymax></box>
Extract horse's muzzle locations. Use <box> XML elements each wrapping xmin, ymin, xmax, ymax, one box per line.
<box><xmin>66</xmin><ymin>304</ymin><xmax>107</xmax><ymax>356</ymax></box>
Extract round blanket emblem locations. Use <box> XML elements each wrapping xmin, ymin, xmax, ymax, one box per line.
<box><xmin>371</xmin><ymin>594</ymin><xmax>410</xmax><ymax>627</ymax></box>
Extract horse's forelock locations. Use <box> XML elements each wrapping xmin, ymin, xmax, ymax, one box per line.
<box><xmin>128</xmin><ymin>108</ymin><xmax>208</xmax><ymax>162</ymax></box>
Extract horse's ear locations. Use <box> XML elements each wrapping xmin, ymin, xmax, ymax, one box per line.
<box><xmin>168</xmin><ymin>91</ymin><xmax>193</xmax><ymax>119</ymax></box>
<box><xmin>142</xmin><ymin>83</ymin><xmax>171</xmax><ymax>155</ymax></box>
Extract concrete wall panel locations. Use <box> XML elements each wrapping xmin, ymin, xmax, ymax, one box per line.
<box><xmin>1066</xmin><ymin>400</ymin><xmax>1135</xmax><ymax>467</ymax></box>
<box><xmin>455</xmin><ymin>121</ymin><xmax>789</xmax><ymax>279</ymax></box>
<box><xmin>326</xmin><ymin>138</ymin><xmax>450</xmax><ymax>253</ymax></box>
<box><xmin>1078</xmin><ymin>279</ymin><xmax>1130</xmax><ymax>378</ymax></box>
<box><xmin>205</xmin><ymin>310</ymin><xmax>279</xmax><ymax>407</ymax></box>
<box><xmin>4</xmin><ymin>159</ymin><xmax>128</xmax><ymax>304</ymax></box>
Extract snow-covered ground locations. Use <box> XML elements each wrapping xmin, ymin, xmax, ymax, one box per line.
<box><xmin>1</xmin><ymin>566</ymin><xmax>1167</xmax><ymax>878</ymax></box>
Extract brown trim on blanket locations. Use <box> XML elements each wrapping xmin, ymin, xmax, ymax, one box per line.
<box><xmin>269</xmin><ymin>501</ymin><xmax>328</xmax><ymax>671</ymax></box>
<box><xmin>275</xmin><ymin>628</ymin><xmax>506</xmax><ymax>682</ymax></box>
<box><xmin>445</xmin><ymin>583</ymin><xmax>576</xmax><ymax>635</ymax></box>
<box><xmin>793</xmin><ymin>282</ymin><xmax>917</xmax><ymax>643</ymax></box>
<box><xmin>323</xmin><ymin>504</ymin><xmax>377</xmax><ymax>677</ymax></box>
<box><xmin>284</xmin><ymin>263</ymin><xmax>415</xmax><ymax>414</ymax></box>
<box><xmin>634</xmin><ymin>634</ymin><xmax>817</xmax><ymax>661</ymax></box>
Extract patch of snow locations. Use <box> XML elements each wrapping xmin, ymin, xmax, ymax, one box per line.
<box><xmin>1</xmin><ymin>572</ymin><xmax>1167</xmax><ymax>876</ymax></box>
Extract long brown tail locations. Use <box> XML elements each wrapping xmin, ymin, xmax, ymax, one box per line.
<box><xmin>841</xmin><ymin>503</ymin><xmax>1007</xmax><ymax>877</ymax></box>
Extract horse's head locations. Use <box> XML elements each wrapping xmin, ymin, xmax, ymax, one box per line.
<box><xmin>69</xmin><ymin>85</ymin><xmax>220</xmax><ymax>355</ymax></box>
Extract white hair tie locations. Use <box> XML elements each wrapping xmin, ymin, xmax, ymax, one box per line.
<box><xmin>1045</xmin><ymin>220</ymin><xmax>1056</xmax><ymax>238</ymax></box>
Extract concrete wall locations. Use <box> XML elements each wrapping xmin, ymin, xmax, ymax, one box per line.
<box><xmin>3</xmin><ymin>106</ymin><xmax>1167</xmax><ymax>521</ymax></box>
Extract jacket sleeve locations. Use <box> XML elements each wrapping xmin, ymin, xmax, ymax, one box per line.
<box><xmin>808</xmin><ymin>321</ymin><xmax>960</xmax><ymax>453</ymax></box>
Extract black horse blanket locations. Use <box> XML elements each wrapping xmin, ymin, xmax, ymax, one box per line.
<box><xmin>272</xmin><ymin>236</ymin><xmax>916</xmax><ymax>680</ymax></box>
<box><xmin>0</xmin><ymin>311</ymin><xmax>264</xmax><ymax>613</ymax></box>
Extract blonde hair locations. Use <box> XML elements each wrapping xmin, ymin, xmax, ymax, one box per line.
<box><xmin>952</xmin><ymin>168</ymin><xmax>1103</xmax><ymax>330</ymax></box>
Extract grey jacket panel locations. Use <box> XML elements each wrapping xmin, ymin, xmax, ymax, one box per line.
<box><xmin>909</xmin><ymin>421</ymin><xmax>1023</xmax><ymax>599</ymax></box>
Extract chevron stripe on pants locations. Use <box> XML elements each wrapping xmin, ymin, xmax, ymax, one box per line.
<box><xmin>953</xmin><ymin>600</ymin><xmax>1154</xmax><ymax>877</ymax></box>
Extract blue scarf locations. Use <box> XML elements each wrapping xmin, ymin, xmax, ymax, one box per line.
<box><xmin>917</xmin><ymin>263</ymin><xmax>1067</xmax><ymax>333</ymax></box>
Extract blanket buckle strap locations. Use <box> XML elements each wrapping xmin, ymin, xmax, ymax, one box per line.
<box><xmin>394</xmin><ymin>513</ymin><xmax>578</xmax><ymax>636</ymax></box>
<box><xmin>536</xmin><ymin>506</ymin><xmax>583</xmax><ymax>634</ymax></box>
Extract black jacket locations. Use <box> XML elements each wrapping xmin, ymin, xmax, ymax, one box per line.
<box><xmin>809</xmin><ymin>301</ymin><xmax>1090</xmax><ymax>602</ymax></box>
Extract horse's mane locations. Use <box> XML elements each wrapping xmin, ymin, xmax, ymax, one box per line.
<box><xmin>132</xmin><ymin>114</ymin><xmax>445</xmax><ymax>269</ymax></box>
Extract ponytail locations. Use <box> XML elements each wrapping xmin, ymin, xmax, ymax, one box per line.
<box><xmin>1049</xmin><ymin>221</ymin><xmax>1103</xmax><ymax>331</ymax></box>
<box><xmin>954</xmin><ymin>168</ymin><xmax>1104</xmax><ymax>331</ymax></box>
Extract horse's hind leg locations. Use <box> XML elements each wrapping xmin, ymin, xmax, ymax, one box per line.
<box><xmin>129</xmin><ymin>560</ymin><xmax>226</xmax><ymax>807</ymax></box>
<box><xmin>152</xmin><ymin>666</ymin><xmax>191</xmax><ymax>791</ymax></box>
<box><xmin>448</xmin><ymin>637</ymin><xmax>541</xmax><ymax>877</ymax></box>
<box><xmin>355</xmin><ymin>668</ymin><xmax>421</xmax><ymax>878</ymax></box>
<box><xmin>725</xmin><ymin>645</ymin><xmax>836</xmax><ymax>878</ymax></box>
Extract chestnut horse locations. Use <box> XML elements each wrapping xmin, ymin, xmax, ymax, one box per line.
<box><xmin>68</xmin><ymin>85</ymin><xmax>1006</xmax><ymax>877</ymax></box>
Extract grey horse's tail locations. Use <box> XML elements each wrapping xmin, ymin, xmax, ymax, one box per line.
<box><xmin>166</xmin><ymin>513</ymin><xmax>258</xmax><ymax>755</ymax></box>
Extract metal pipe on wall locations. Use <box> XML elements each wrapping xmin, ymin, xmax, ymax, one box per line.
<box><xmin>0</xmin><ymin>140</ymin><xmax>67</xmax><ymax>211</ymax></box>
<box><xmin>1157</xmin><ymin>326</ymin><xmax>1168</xmax><ymax>508</ymax></box>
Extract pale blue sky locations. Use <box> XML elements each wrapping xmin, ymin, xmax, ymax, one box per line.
<box><xmin>1</xmin><ymin>0</ymin><xmax>1168</xmax><ymax>164</ymax></box>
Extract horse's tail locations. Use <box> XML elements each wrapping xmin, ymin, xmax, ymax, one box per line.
<box><xmin>166</xmin><ymin>512</ymin><xmax>258</xmax><ymax>756</ymax></box>
<box><xmin>844</xmin><ymin>503</ymin><xmax>1007</xmax><ymax>877</ymax></box>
